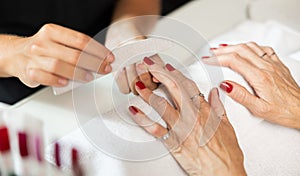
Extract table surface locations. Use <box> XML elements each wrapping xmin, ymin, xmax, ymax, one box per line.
<box><xmin>11</xmin><ymin>0</ymin><xmax>249</xmax><ymax>144</ymax></box>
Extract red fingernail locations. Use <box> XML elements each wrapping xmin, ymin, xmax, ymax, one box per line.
<box><xmin>144</xmin><ymin>57</ymin><xmax>154</xmax><ymax>65</ymax></box>
<box><xmin>0</xmin><ymin>127</ymin><xmax>10</xmax><ymax>152</ymax></box>
<box><xmin>210</xmin><ymin>47</ymin><xmax>217</xmax><ymax>50</ymax></box>
<box><xmin>55</xmin><ymin>142</ymin><xmax>61</xmax><ymax>168</ymax></box>
<box><xmin>72</xmin><ymin>148</ymin><xmax>79</xmax><ymax>167</ymax></box>
<box><xmin>166</xmin><ymin>63</ymin><xmax>175</xmax><ymax>71</ymax></box>
<box><xmin>219</xmin><ymin>44</ymin><xmax>228</xmax><ymax>47</ymax></box>
<box><xmin>136</xmin><ymin>81</ymin><xmax>146</xmax><ymax>90</ymax></box>
<box><xmin>18</xmin><ymin>132</ymin><xmax>29</xmax><ymax>158</ymax></box>
<box><xmin>220</xmin><ymin>82</ymin><xmax>233</xmax><ymax>93</ymax></box>
<box><xmin>129</xmin><ymin>106</ymin><xmax>138</xmax><ymax>115</ymax></box>
<box><xmin>201</xmin><ymin>56</ymin><xmax>210</xmax><ymax>59</ymax></box>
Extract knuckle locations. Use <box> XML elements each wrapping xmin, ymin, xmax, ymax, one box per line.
<box><xmin>75</xmin><ymin>34</ymin><xmax>90</xmax><ymax>48</ymax></box>
<box><xmin>150</xmin><ymin>95</ymin><xmax>167</xmax><ymax>108</ymax></box>
<box><xmin>39</xmin><ymin>23</ymin><xmax>55</xmax><ymax>34</ymax></box>
<box><xmin>27</xmin><ymin>69</ymin><xmax>37</xmax><ymax>80</ymax></box>
<box><xmin>265</xmin><ymin>47</ymin><xmax>274</xmax><ymax>53</ymax></box>
<box><xmin>254</xmin><ymin>104</ymin><xmax>271</xmax><ymax>117</ymax></box>
<box><xmin>49</xmin><ymin>59</ymin><xmax>60</xmax><ymax>72</ymax></box>
<box><xmin>230</xmin><ymin>52</ymin><xmax>241</xmax><ymax>61</ymax></box>
<box><xmin>29</xmin><ymin>42</ymin><xmax>41</xmax><ymax>54</ymax></box>
<box><xmin>237</xmin><ymin>44</ymin><xmax>249</xmax><ymax>51</ymax></box>
<box><xmin>70</xmin><ymin>50</ymin><xmax>81</xmax><ymax>65</ymax></box>
<box><xmin>247</xmin><ymin>41</ymin><xmax>257</xmax><ymax>46</ymax></box>
<box><xmin>150</xmin><ymin>125</ymin><xmax>162</xmax><ymax>137</ymax></box>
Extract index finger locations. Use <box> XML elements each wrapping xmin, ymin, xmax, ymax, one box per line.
<box><xmin>143</xmin><ymin>57</ymin><xmax>192</xmax><ymax>109</ymax></box>
<box><xmin>41</xmin><ymin>24</ymin><xmax>114</xmax><ymax>62</ymax></box>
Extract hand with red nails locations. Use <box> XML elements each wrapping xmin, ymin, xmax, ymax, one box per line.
<box><xmin>203</xmin><ymin>42</ymin><xmax>300</xmax><ymax>129</ymax></box>
<box><xmin>114</xmin><ymin>54</ymin><xmax>163</xmax><ymax>95</ymax></box>
<box><xmin>129</xmin><ymin>57</ymin><xmax>246</xmax><ymax>176</ymax></box>
<box><xmin>0</xmin><ymin>24</ymin><xmax>114</xmax><ymax>88</ymax></box>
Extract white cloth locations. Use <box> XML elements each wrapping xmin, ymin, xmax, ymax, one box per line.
<box><xmin>46</xmin><ymin>20</ymin><xmax>300</xmax><ymax>176</ymax></box>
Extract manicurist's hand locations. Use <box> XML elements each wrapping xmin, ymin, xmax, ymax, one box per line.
<box><xmin>128</xmin><ymin>57</ymin><xmax>246</xmax><ymax>176</ymax></box>
<box><xmin>0</xmin><ymin>23</ymin><xmax>114</xmax><ymax>87</ymax></box>
<box><xmin>202</xmin><ymin>42</ymin><xmax>300</xmax><ymax>130</ymax></box>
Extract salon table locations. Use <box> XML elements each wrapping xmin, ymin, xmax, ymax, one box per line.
<box><xmin>8</xmin><ymin>0</ymin><xmax>300</xmax><ymax>175</ymax></box>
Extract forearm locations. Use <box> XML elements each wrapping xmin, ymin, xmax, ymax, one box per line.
<box><xmin>106</xmin><ymin>0</ymin><xmax>161</xmax><ymax>49</ymax></box>
<box><xmin>112</xmin><ymin>0</ymin><xmax>161</xmax><ymax>21</ymax></box>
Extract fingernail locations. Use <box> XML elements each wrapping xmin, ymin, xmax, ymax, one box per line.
<box><xmin>85</xmin><ymin>72</ymin><xmax>94</xmax><ymax>82</ymax></box>
<box><xmin>129</xmin><ymin>106</ymin><xmax>138</xmax><ymax>115</ymax></box>
<box><xmin>166</xmin><ymin>63</ymin><xmax>175</xmax><ymax>71</ymax></box>
<box><xmin>18</xmin><ymin>132</ymin><xmax>29</xmax><ymax>158</ymax></box>
<box><xmin>144</xmin><ymin>57</ymin><xmax>154</xmax><ymax>65</ymax></box>
<box><xmin>201</xmin><ymin>56</ymin><xmax>210</xmax><ymax>59</ymax></box>
<box><xmin>55</xmin><ymin>142</ymin><xmax>61</xmax><ymax>168</ymax></box>
<box><xmin>219</xmin><ymin>44</ymin><xmax>228</xmax><ymax>47</ymax></box>
<box><xmin>136</xmin><ymin>81</ymin><xmax>146</xmax><ymax>90</ymax></box>
<box><xmin>104</xmin><ymin>65</ymin><xmax>112</xmax><ymax>73</ymax></box>
<box><xmin>58</xmin><ymin>79</ymin><xmax>68</xmax><ymax>85</ymax></box>
<box><xmin>210</xmin><ymin>47</ymin><xmax>217</xmax><ymax>50</ymax></box>
<box><xmin>0</xmin><ymin>127</ymin><xmax>10</xmax><ymax>152</ymax></box>
<box><xmin>105</xmin><ymin>53</ymin><xmax>115</xmax><ymax>63</ymax></box>
<box><xmin>72</xmin><ymin>148</ymin><xmax>79</xmax><ymax>167</ymax></box>
<box><xmin>220</xmin><ymin>81</ymin><xmax>233</xmax><ymax>93</ymax></box>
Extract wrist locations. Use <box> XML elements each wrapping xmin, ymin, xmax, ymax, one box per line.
<box><xmin>0</xmin><ymin>35</ymin><xmax>27</xmax><ymax>77</ymax></box>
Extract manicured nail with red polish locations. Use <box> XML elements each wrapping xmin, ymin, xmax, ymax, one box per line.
<box><xmin>219</xmin><ymin>44</ymin><xmax>228</xmax><ymax>47</ymax></box>
<box><xmin>166</xmin><ymin>63</ymin><xmax>175</xmax><ymax>71</ymax></box>
<box><xmin>201</xmin><ymin>56</ymin><xmax>210</xmax><ymax>59</ymax></box>
<box><xmin>210</xmin><ymin>47</ymin><xmax>217</xmax><ymax>50</ymax></box>
<box><xmin>129</xmin><ymin>106</ymin><xmax>138</xmax><ymax>115</ymax></box>
<box><xmin>55</xmin><ymin>142</ymin><xmax>61</xmax><ymax>168</ymax></box>
<box><xmin>18</xmin><ymin>132</ymin><xmax>29</xmax><ymax>158</ymax></box>
<box><xmin>220</xmin><ymin>81</ymin><xmax>233</xmax><ymax>93</ymax></box>
<box><xmin>0</xmin><ymin>127</ymin><xmax>10</xmax><ymax>152</ymax></box>
<box><xmin>72</xmin><ymin>148</ymin><xmax>79</xmax><ymax>167</ymax></box>
<box><xmin>136</xmin><ymin>81</ymin><xmax>146</xmax><ymax>90</ymax></box>
<box><xmin>144</xmin><ymin>57</ymin><xmax>154</xmax><ymax>65</ymax></box>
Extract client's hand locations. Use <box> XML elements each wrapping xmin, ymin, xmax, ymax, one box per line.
<box><xmin>114</xmin><ymin>53</ymin><xmax>161</xmax><ymax>95</ymax></box>
<box><xmin>202</xmin><ymin>42</ymin><xmax>300</xmax><ymax>129</ymax></box>
<box><xmin>128</xmin><ymin>57</ymin><xmax>246</xmax><ymax>176</ymax></box>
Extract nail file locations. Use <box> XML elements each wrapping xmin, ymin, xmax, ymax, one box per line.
<box><xmin>53</xmin><ymin>38</ymin><xmax>175</xmax><ymax>95</ymax></box>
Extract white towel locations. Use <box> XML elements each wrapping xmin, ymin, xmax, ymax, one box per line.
<box><xmin>46</xmin><ymin>20</ymin><xmax>300</xmax><ymax>176</ymax></box>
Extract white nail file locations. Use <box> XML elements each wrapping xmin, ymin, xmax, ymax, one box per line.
<box><xmin>52</xmin><ymin>38</ymin><xmax>174</xmax><ymax>95</ymax></box>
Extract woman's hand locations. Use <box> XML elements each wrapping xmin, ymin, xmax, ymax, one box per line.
<box><xmin>105</xmin><ymin>22</ymin><xmax>160</xmax><ymax>95</ymax></box>
<box><xmin>0</xmin><ymin>23</ymin><xmax>114</xmax><ymax>87</ymax></box>
<box><xmin>128</xmin><ymin>57</ymin><xmax>246</xmax><ymax>176</ymax></box>
<box><xmin>114</xmin><ymin>53</ymin><xmax>161</xmax><ymax>95</ymax></box>
<box><xmin>202</xmin><ymin>42</ymin><xmax>300</xmax><ymax>129</ymax></box>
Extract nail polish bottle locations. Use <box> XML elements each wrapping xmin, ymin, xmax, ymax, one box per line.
<box><xmin>0</xmin><ymin>125</ymin><xmax>17</xmax><ymax>176</ymax></box>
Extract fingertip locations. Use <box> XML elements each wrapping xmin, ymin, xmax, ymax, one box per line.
<box><xmin>136</xmin><ymin>81</ymin><xmax>146</xmax><ymax>90</ymax></box>
<box><xmin>58</xmin><ymin>78</ymin><xmax>68</xmax><ymax>86</ymax></box>
<box><xmin>165</xmin><ymin>63</ymin><xmax>175</xmax><ymax>71</ymax></box>
<box><xmin>104</xmin><ymin>64</ymin><xmax>112</xmax><ymax>73</ymax></box>
<box><xmin>105</xmin><ymin>52</ymin><xmax>115</xmax><ymax>63</ymax></box>
<box><xmin>219</xmin><ymin>81</ymin><xmax>233</xmax><ymax>93</ymax></box>
<box><xmin>144</xmin><ymin>57</ymin><xmax>154</xmax><ymax>65</ymax></box>
<box><xmin>129</xmin><ymin>106</ymin><xmax>139</xmax><ymax>115</ymax></box>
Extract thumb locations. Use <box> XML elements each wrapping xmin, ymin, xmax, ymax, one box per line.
<box><xmin>219</xmin><ymin>80</ymin><xmax>262</xmax><ymax>113</ymax></box>
<box><xmin>208</xmin><ymin>88</ymin><xmax>228</xmax><ymax>120</ymax></box>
